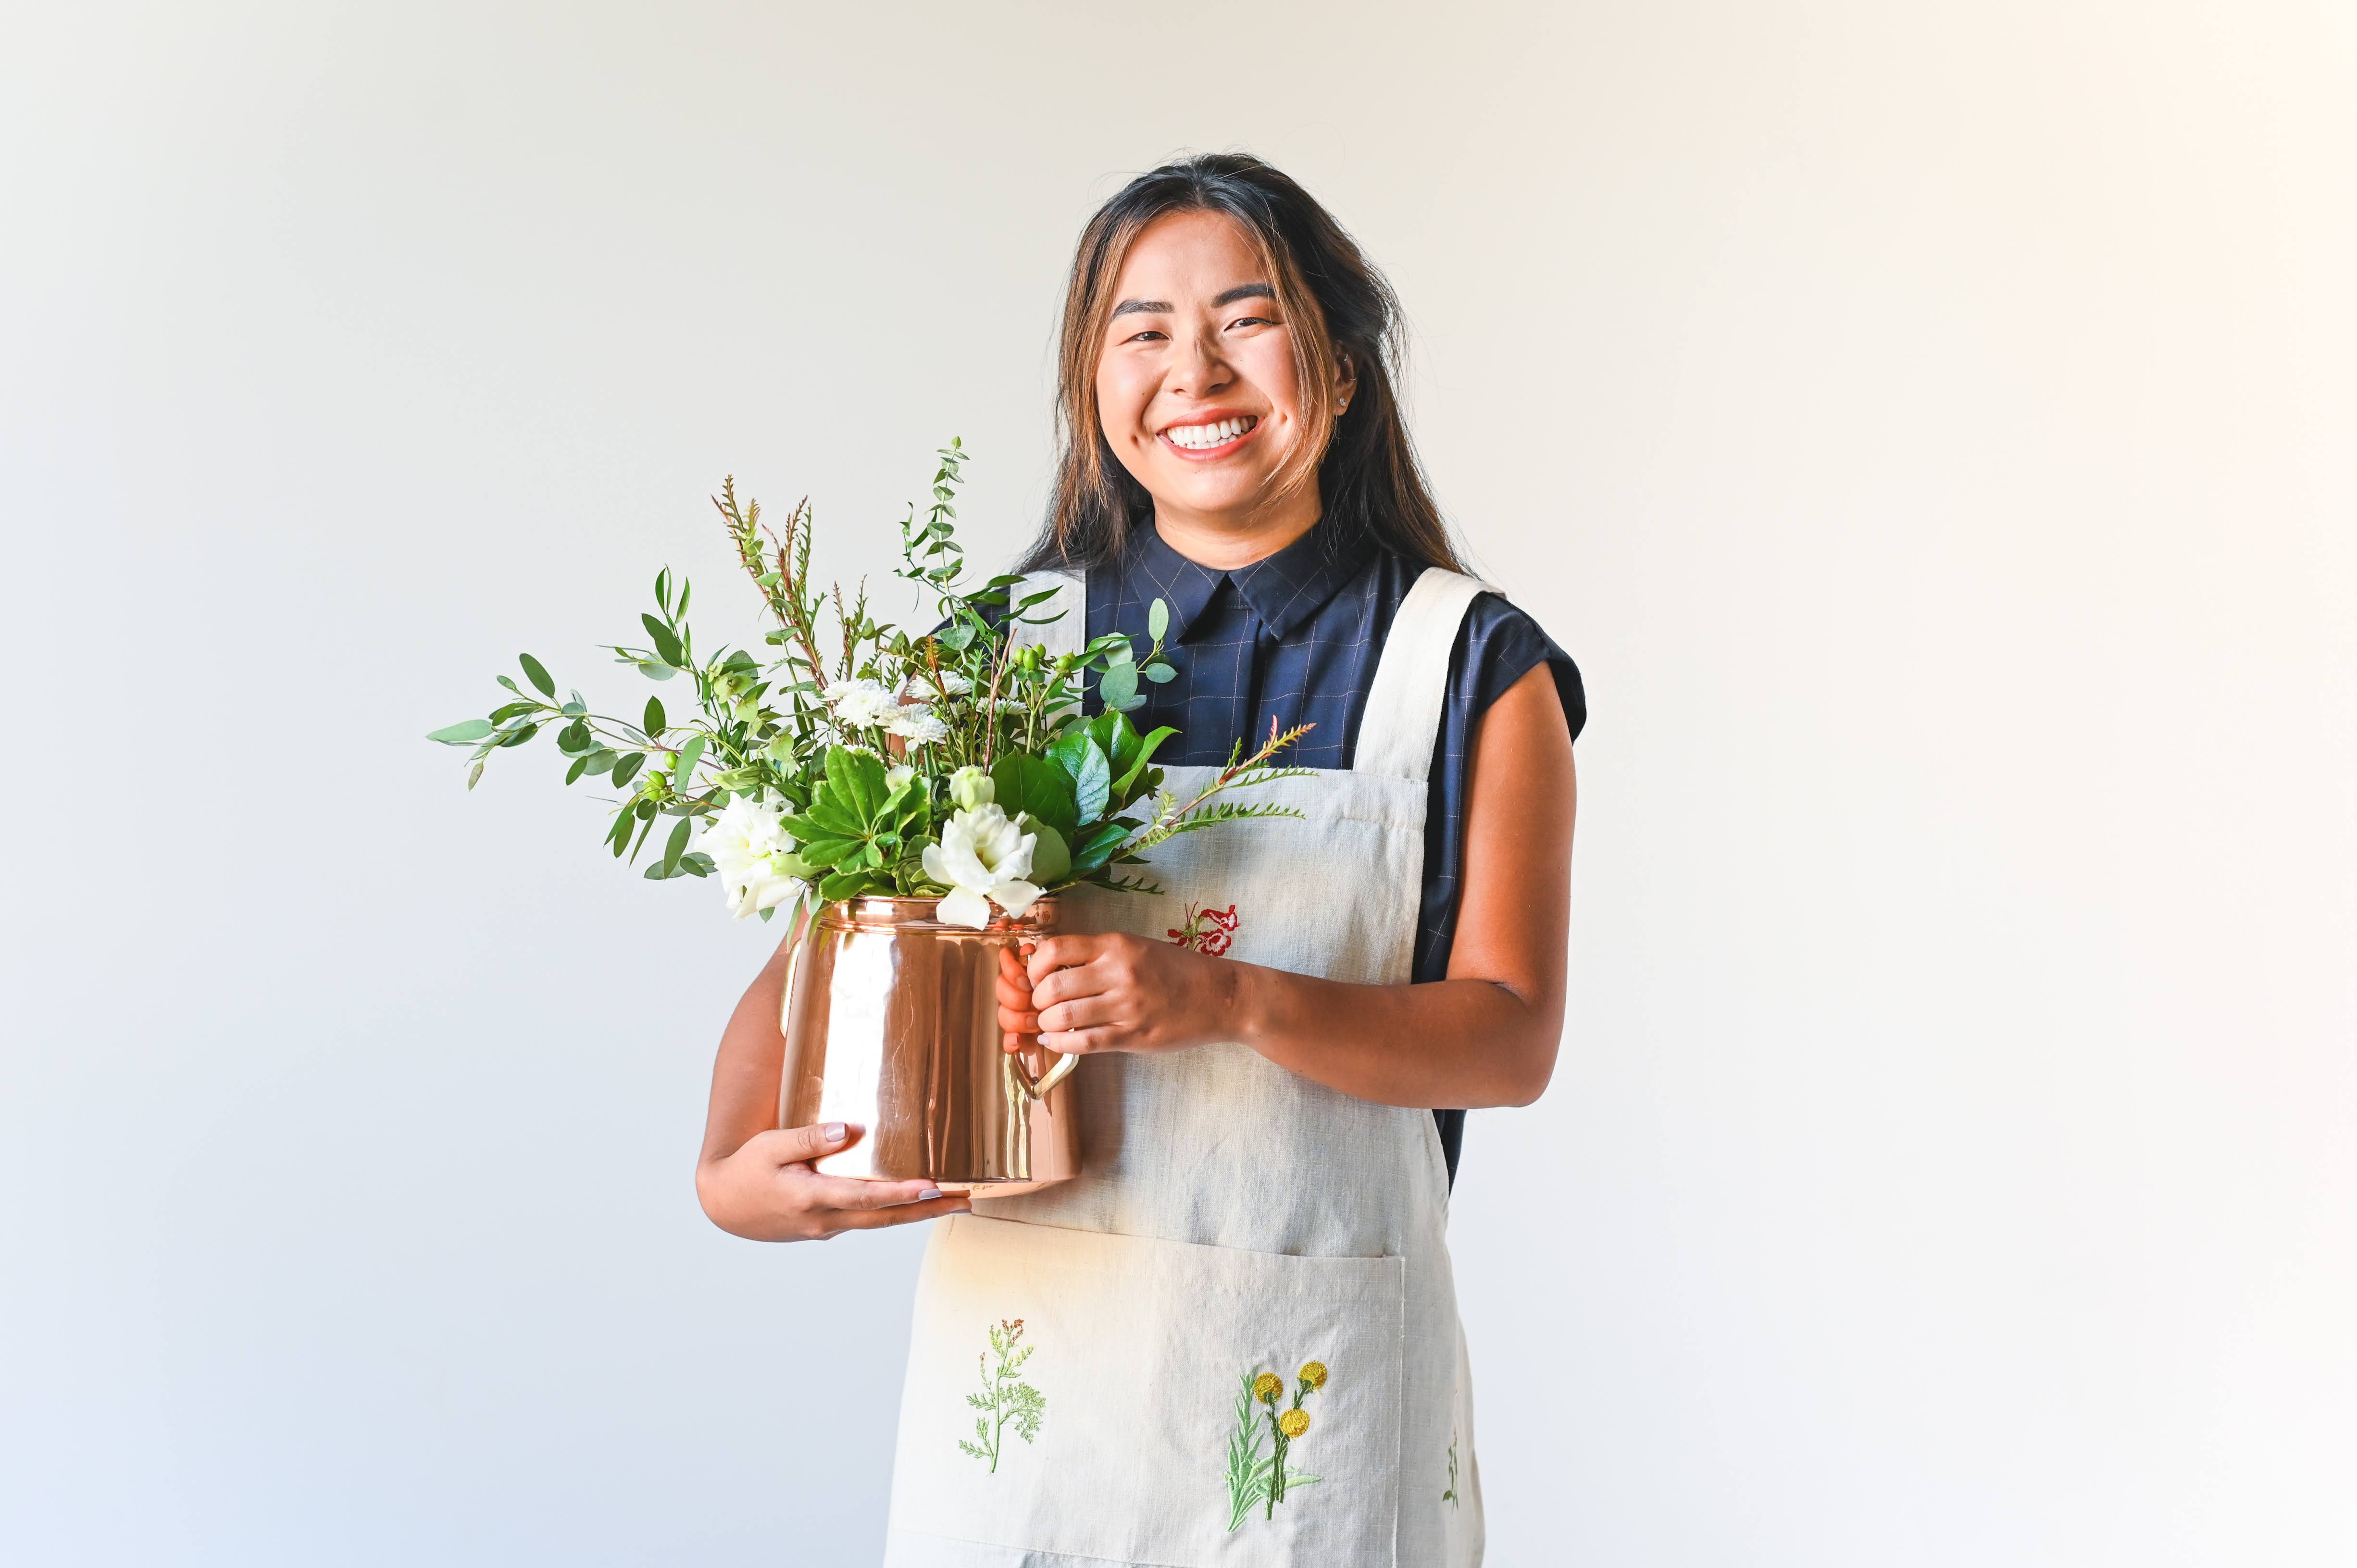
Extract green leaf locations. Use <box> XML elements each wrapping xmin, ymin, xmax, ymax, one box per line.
<box><xmin>823</xmin><ymin>745</ymin><xmax>889</xmax><ymax>826</ymax></box>
<box><xmin>466</xmin><ymin>759</ymin><xmax>486</xmax><ymax>790</ymax></box>
<box><xmin>639</xmin><ymin>661</ymin><xmax>675</xmax><ymax>681</ymax></box>
<box><xmin>556</xmin><ymin>719</ymin><xmax>593</xmax><ymax>753</ymax></box>
<box><xmin>565</xmin><ymin>756</ymin><xmax>589</xmax><ymax>785</ymax></box>
<box><xmin>1046</xmin><ymin>732</ymin><xmax>1112</xmax><ymax>824</ymax></box>
<box><xmin>427</xmin><ymin>719</ymin><xmax>496</xmax><ymax>745</ymax></box>
<box><xmin>675</xmin><ymin>734</ymin><xmax>706</xmax><ymax>781</ymax></box>
<box><xmin>519</xmin><ymin>653</ymin><xmax>555</xmax><ymax>698</ymax></box>
<box><xmin>1070</xmin><ymin>818</ymin><xmax>1132</xmax><ymax>875</ymax></box>
<box><xmin>1141</xmin><ymin>662</ymin><xmax>1176</xmax><ymax>684</ymax></box>
<box><xmin>610</xmin><ymin>752</ymin><xmax>645</xmax><ymax>787</ymax></box>
<box><xmin>654</xmin><ymin>567</ymin><xmax>670</xmax><ymax>613</ymax></box>
<box><xmin>643</xmin><ymin>696</ymin><xmax>666</xmax><ymax>735</ymax></box>
<box><xmin>1113</xmin><ymin>725</ymin><xmax>1178</xmax><ymax>799</ymax></box>
<box><xmin>1099</xmin><ymin>661</ymin><xmax>1138</xmax><ymax>710</ymax></box>
<box><xmin>1147</xmin><ymin>598</ymin><xmax>1169</xmax><ymax>640</ymax></box>
<box><xmin>497</xmin><ymin>723</ymin><xmax>540</xmax><ymax>748</ymax></box>
<box><xmin>661</xmin><ymin>817</ymin><xmax>692</xmax><ymax>878</ymax></box>
<box><xmin>1019</xmin><ymin>816</ymin><xmax>1071</xmax><ymax>884</ymax></box>
<box><xmin>818</xmin><ymin>869</ymin><xmax>870</xmax><ymax>902</ymax></box>
<box><xmin>582</xmin><ymin>748</ymin><xmax>618</xmax><ymax>777</ymax></box>
<box><xmin>990</xmin><ymin>754</ymin><xmax>1077</xmax><ymax>838</ymax></box>
<box><xmin>642</xmin><ymin>613</ymin><xmax>686</xmax><ymax>668</ymax></box>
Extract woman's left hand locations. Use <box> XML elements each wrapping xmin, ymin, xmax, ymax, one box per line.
<box><xmin>995</xmin><ymin>933</ymin><xmax>1241</xmax><ymax>1056</ymax></box>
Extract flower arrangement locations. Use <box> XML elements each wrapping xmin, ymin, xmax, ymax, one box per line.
<box><xmin>426</xmin><ymin>441</ymin><xmax>1309</xmax><ymax>926</ymax></box>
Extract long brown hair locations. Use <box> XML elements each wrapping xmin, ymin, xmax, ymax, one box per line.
<box><xmin>1021</xmin><ymin>153</ymin><xmax>1464</xmax><ymax>575</ymax></box>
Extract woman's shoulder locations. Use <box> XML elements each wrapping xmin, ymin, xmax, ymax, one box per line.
<box><xmin>1449</xmin><ymin>581</ymin><xmax>1586</xmax><ymax>745</ymax></box>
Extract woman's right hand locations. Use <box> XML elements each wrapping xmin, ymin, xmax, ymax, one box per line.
<box><xmin>695</xmin><ymin>1121</ymin><xmax>971</xmax><ymax>1242</ymax></box>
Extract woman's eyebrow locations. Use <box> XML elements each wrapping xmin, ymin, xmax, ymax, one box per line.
<box><xmin>1110</xmin><ymin>283</ymin><xmax>1277</xmax><ymax>318</ymax></box>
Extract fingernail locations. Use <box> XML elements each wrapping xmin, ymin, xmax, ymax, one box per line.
<box><xmin>917</xmin><ymin>1188</ymin><xmax>945</xmax><ymax>1202</ymax></box>
<box><xmin>823</xmin><ymin>1122</ymin><xmax>848</xmax><ymax>1144</ymax></box>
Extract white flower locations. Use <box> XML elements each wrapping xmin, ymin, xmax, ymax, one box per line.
<box><xmin>700</xmin><ymin>794</ymin><xmax>807</xmax><ymax>920</ymax></box>
<box><xmin>885</xmin><ymin>704</ymin><xmax>949</xmax><ymax>745</ymax></box>
<box><xmin>921</xmin><ymin>804</ymin><xmax>1041</xmax><ymax>929</ymax></box>
<box><xmin>948</xmin><ymin>765</ymin><xmax>993</xmax><ymax>811</ymax></box>
<box><xmin>909</xmin><ymin>670</ymin><xmax>973</xmax><ymax>700</ymax></box>
<box><xmin>885</xmin><ymin>763</ymin><xmax>918</xmax><ymax>791</ymax></box>
<box><xmin>825</xmin><ymin>678</ymin><xmax>898</xmax><ymax>730</ymax></box>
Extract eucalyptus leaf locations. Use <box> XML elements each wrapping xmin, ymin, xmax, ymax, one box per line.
<box><xmin>426</xmin><ymin>719</ymin><xmax>495</xmax><ymax>745</ymax></box>
<box><xmin>610</xmin><ymin>752</ymin><xmax>645</xmax><ymax>787</ymax></box>
<box><xmin>520</xmin><ymin>653</ymin><xmax>555</xmax><ymax>698</ymax></box>
<box><xmin>1147</xmin><ymin>598</ymin><xmax>1169</xmax><ymax>640</ymax></box>
<box><xmin>643</xmin><ymin>696</ymin><xmax>666</xmax><ymax>735</ymax></box>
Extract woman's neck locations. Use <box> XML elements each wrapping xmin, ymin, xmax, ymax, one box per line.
<box><xmin>1149</xmin><ymin>489</ymin><xmax>1322</xmax><ymax>572</ymax></box>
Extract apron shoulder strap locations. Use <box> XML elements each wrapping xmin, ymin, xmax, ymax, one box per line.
<box><xmin>1353</xmin><ymin>566</ymin><xmax>1496</xmax><ymax>783</ymax></box>
<box><xmin>1015</xmin><ymin>570</ymin><xmax>1086</xmax><ymax>662</ymax></box>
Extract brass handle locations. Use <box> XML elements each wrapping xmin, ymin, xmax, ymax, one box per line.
<box><xmin>1008</xmin><ymin>1045</ymin><xmax>1078</xmax><ymax>1101</ymax></box>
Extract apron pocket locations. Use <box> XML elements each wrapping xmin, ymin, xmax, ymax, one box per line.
<box><xmin>886</xmin><ymin>1214</ymin><xmax>1407</xmax><ymax>1568</ymax></box>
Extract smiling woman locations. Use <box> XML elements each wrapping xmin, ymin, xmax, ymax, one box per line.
<box><xmin>696</xmin><ymin>153</ymin><xmax>1582</xmax><ymax>1568</ymax></box>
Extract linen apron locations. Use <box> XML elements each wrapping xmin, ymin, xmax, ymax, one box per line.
<box><xmin>882</xmin><ymin>567</ymin><xmax>1494</xmax><ymax>1568</ymax></box>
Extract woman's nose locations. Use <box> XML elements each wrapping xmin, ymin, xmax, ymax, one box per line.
<box><xmin>1167</xmin><ymin>328</ymin><xmax>1233</xmax><ymax>399</ymax></box>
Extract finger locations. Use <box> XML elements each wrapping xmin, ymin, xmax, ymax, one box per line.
<box><xmin>795</xmin><ymin>1172</ymin><xmax>958</xmax><ymax>1211</ymax></box>
<box><xmin>831</xmin><ymin>1194</ymin><xmax>973</xmax><ymax>1231</ymax></box>
<box><xmin>1037</xmin><ymin>994</ymin><xmax>1123</xmax><ymax>1034</ymax></box>
<box><xmin>750</xmin><ymin>1121</ymin><xmax>861</xmax><ymax>1166</ymax></box>
<box><xmin>1030</xmin><ymin>961</ymin><xmax>1113</xmax><ymax>1012</ymax></box>
<box><xmin>995</xmin><ymin>966</ymin><xmax>1040</xmax><ymax>1010</ymax></box>
<box><xmin>1038</xmin><ymin>1025</ymin><xmax>1129</xmax><ymax>1055</ymax></box>
<box><xmin>1026</xmin><ymin>934</ymin><xmax>1102</xmax><ymax>986</ymax></box>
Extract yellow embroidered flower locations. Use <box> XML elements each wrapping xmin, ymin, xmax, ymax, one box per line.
<box><xmin>1298</xmin><ymin>1360</ymin><xmax>1328</xmax><ymax>1390</ymax></box>
<box><xmin>1253</xmin><ymin>1372</ymin><xmax>1282</xmax><ymax>1404</ymax></box>
<box><xmin>1278</xmin><ymin>1408</ymin><xmax>1311</xmax><ymax>1438</ymax></box>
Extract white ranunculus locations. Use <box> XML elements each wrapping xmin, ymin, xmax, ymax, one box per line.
<box><xmin>921</xmin><ymin>804</ymin><xmax>1041</xmax><ymax>929</ymax></box>
<box><xmin>700</xmin><ymin>793</ymin><xmax>807</xmax><ymax>920</ymax></box>
<box><xmin>885</xmin><ymin>763</ymin><xmax>917</xmax><ymax>791</ymax></box>
<box><xmin>825</xmin><ymin>678</ymin><xmax>898</xmax><ymax>731</ymax></box>
<box><xmin>885</xmin><ymin>704</ymin><xmax>949</xmax><ymax>745</ymax></box>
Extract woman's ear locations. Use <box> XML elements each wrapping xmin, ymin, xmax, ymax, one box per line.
<box><xmin>1335</xmin><ymin>351</ymin><xmax>1358</xmax><ymax>414</ymax></box>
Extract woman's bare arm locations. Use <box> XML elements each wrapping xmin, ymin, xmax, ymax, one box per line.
<box><xmin>1015</xmin><ymin>663</ymin><xmax>1577</xmax><ymax>1108</ymax></box>
<box><xmin>695</xmin><ymin>916</ymin><xmax>971</xmax><ymax>1240</ymax></box>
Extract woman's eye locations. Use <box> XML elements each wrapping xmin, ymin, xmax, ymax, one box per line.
<box><xmin>1123</xmin><ymin>329</ymin><xmax>1167</xmax><ymax>344</ymax></box>
<box><xmin>1228</xmin><ymin>315</ymin><xmax>1276</xmax><ymax>330</ymax></box>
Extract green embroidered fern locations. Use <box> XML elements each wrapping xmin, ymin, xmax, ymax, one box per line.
<box><xmin>957</xmin><ymin>1319</ymin><xmax>1044</xmax><ymax>1474</ymax></box>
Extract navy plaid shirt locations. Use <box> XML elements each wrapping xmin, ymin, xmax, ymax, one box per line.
<box><xmin>1084</xmin><ymin>523</ymin><xmax>1586</xmax><ymax>1182</ymax></box>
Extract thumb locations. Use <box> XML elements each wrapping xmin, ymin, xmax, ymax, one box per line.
<box><xmin>755</xmin><ymin>1120</ymin><xmax>861</xmax><ymax>1166</ymax></box>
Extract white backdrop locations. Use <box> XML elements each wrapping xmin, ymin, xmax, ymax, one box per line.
<box><xmin>5</xmin><ymin>3</ymin><xmax>2353</xmax><ymax>1564</ymax></box>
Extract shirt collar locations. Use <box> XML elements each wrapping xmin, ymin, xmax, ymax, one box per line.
<box><xmin>1119</xmin><ymin>520</ymin><xmax>1368</xmax><ymax>642</ymax></box>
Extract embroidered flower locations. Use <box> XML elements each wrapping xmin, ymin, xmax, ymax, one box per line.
<box><xmin>1298</xmin><ymin>1361</ymin><xmax>1327</xmax><ymax>1390</ymax></box>
<box><xmin>922</xmin><ymin>804</ymin><xmax>1041</xmax><ymax>929</ymax></box>
<box><xmin>1278</xmin><ymin>1408</ymin><xmax>1310</xmax><ymax>1438</ymax></box>
<box><xmin>1168</xmin><ymin>903</ymin><xmax>1241</xmax><ymax>956</ymax></box>
<box><xmin>1253</xmin><ymin>1372</ymin><xmax>1282</xmax><ymax>1405</ymax></box>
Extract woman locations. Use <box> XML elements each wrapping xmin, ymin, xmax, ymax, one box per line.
<box><xmin>697</xmin><ymin>154</ymin><xmax>1581</xmax><ymax>1566</ymax></box>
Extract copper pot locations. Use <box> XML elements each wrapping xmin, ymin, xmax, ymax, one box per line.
<box><xmin>777</xmin><ymin>895</ymin><xmax>1079</xmax><ymax>1195</ymax></box>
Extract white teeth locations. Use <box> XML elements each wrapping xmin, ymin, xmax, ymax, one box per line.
<box><xmin>1165</xmin><ymin>416</ymin><xmax>1253</xmax><ymax>448</ymax></box>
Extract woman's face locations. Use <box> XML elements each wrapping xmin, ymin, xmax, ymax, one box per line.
<box><xmin>1093</xmin><ymin>210</ymin><xmax>1335</xmax><ymax>538</ymax></box>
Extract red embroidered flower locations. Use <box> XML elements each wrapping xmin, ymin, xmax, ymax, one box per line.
<box><xmin>1167</xmin><ymin>903</ymin><xmax>1240</xmax><ymax>956</ymax></box>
